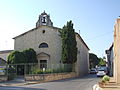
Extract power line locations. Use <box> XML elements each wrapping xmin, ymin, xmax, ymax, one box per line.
<box><xmin>86</xmin><ymin>31</ymin><xmax>114</xmax><ymax>41</ymax></box>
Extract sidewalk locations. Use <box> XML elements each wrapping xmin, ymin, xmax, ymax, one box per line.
<box><xmin>0</xmin><ymin>77</ymin><xmax>26</xmax><ymax>86</ymax></box>
<box><xmin>102</xmin><ymin>84</ymin><xmax>120</xmax><ymax>90</ymax></box>
<box><xmin>102</xmin><ymin>78</ymin><xmax>120</xmax><ymax>90</ymax></box>
<box><xmin>0</xmin><ymin>77</ymin><xmax>40</xmax><ymax>86</ymax></box>
<box><xmin>93</xmin><ymin>83</ymin><xmax>120</xmax><ymax>90</ymax></box>
<box><xmin>0</xmin><ymin>80</ymin><xmax>41</xmax><ymax>86</ymax></box>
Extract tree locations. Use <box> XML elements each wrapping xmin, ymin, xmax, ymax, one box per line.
<box><xmin>7</xmin><ymin>51</ymin><xmax>26</xmax><ymax>64</ymax></box>
<box><xmin>7</xmin><ymin>48</ymin><xmax>37</xmax><ymax>64</ymax></box>
<box><xmin>22</xmin><ymin>48</ymin><xmax>38</xmax><ymax>63</ymax></box>
<box><xmin>60</xmin><ymin>20</ymin><xmax>77</xmax><ymax>64</ymax></box>
<box><xmin>98</xmin><ymin>57</ymin><xmax>106</xmax><ymax>66</ymax></box>
<box><xmin>89</xmin><ymin>53</ymin><xmax>100</xmax><ymax>68</ymax></box>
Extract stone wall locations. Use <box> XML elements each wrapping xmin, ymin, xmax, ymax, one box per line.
<box><xmin>25</xmin><ymin>72</ymin><xmax>77</xmax><ymax>82</ymax></box>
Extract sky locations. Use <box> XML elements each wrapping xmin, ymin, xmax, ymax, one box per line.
<box><xmin>0</xmin><ymin>0</ymin><xmax>119</xmax><ymax>57</ymax></box>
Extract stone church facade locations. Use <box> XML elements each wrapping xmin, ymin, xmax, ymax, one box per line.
<box><xmin>13</xmin><ymin>11</ymin><xmax>89</xmax><ymax>76</ymax></box>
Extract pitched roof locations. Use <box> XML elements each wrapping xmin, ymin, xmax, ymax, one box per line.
<box><xmin>0</xmin><ymin>58</ymin><xmax>6</xmax><ymax>62</ymax></box>
<box><xmin>13</xmin><ymin>25</ymin><xmax>61</xmax><ymax>39</ymax></box>
<box><xmin>76</xmin><ymin>33</ymin><xmax>90</xmax><ymax>50</ymax></box>
<box><xmin>109</xmin><ymin>43</ymin><xmax>113</xmax><ymax>51</ymax></box>
<box><xmin>41</xmin><ymin>11</ymin><xmax>48</xmax><ymax>15</ymax></box>
<box><xmin>0</xmin><ymin>50</ymin><xmax>13</xmax><ymax>54</ymax></box>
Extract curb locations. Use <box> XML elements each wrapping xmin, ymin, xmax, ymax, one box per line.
<box><xmin>0</xmin><ymin>81</ymin><xmax>43</xmax><ymax>86</ymax></box>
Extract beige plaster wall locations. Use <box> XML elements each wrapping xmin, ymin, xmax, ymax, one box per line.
<box><xmin>75</xmin><ymin>35</ymin><xmax>89</xmax><ymax>76</ymax></box>
<box><xmin>113</xmin><ymin>18</ymin><xmax>120</xmax><ymax>84</ymax></box>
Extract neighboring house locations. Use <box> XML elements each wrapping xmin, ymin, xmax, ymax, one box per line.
<box><xmin>0</xmin><ymin>58</ymin><xmax>6</xmax><ymax>66</ymax></box>
<box><xmin>0</xmin><ymin>50</ymin><xmax>13</xmax><ymax>62</ymax></box>
<box><xmin>0</xmin><ymin>50</ymin><xmax>13</xmax><ymax>69</ymax></box>
<box><xmin>105</xmin><ymin>44</ymin><xmax>114</xmax><ymax>76</ymax></box>
<box><xmin>13</xmin><ymin>11</ymin><xmax>90</xmax><ymax>76</ymax></box>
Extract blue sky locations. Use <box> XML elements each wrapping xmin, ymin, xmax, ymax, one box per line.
<box><xmin>0</xmin><ymin>0</ymin><xmax>119</xmax><ymax>57</ymax></box>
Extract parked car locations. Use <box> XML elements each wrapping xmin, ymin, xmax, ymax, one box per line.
<box><xmin>97</xmin><ymin>69</ymin><xmax>106</xmax><ymax>77</ymax></box>
<box><xmin>97</xmin><ymin>66</ymin><xmax>108</xmax><ymax>75</ymax></box>
<box><xmin>90</xmin><ymin>68</ymin><xmax>97</xmax><ymax>74</ymax></box>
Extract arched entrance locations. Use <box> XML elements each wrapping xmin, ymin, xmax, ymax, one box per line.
<box><xmin>37</xmin><ymin>52</ymin><xmax>50</xmax><ymax>69</ymax></box>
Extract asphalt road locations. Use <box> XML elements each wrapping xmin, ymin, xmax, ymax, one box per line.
<box><xmin>0</xmin><ymin>74</ymin><xmax>101</xmax><ymax>90</ymax></box>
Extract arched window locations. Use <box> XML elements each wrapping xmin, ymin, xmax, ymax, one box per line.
<box><xmin>39</xmin><ymin>43</ymin><xmax>48</xmax><ymax>48</ymax></box>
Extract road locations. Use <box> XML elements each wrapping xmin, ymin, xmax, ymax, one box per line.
<box><xmin>0</xmin><ymin>74</ymin><xmax>100</xmax><ymax>90</ymax></box>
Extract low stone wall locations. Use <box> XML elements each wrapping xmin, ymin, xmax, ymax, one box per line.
<box><xmin>25</xmin><ymin>72</ymin><xmax>77</xmax><ymax>82</ymax></box>
<box><xmin>0</xmin><ymin>75</ymin><xmax>8</xmax><ymax>82</ymax></box>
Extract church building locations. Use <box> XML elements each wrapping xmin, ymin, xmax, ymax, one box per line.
<box><xmin>13</xmin><ymin>11</ymin><xmax>90</xmax><ymax>76</ymax></box>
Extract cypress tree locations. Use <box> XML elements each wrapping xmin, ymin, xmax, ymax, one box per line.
<box><xmin>61</xmin><ymin>20</ymin><xmax>77</xmax><ymax>64</ymax></box>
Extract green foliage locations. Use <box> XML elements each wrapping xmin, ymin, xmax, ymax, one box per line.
<box><xmin>89</xmin><ymin>53</ymin><xmax>100</xmax><ymax>68</ymax></box>
<box><xmin>7</xmin><ymin>48</ymin><xmax>37</xmax><ymax>64</ymax></box>
<box><xmin>102</xmin><ymin>75</ymin><xmax>110</xmax><ymax>82</ymax></box>
<box><xmin>31</xmin><ymin>65</ymin><xmax>72</xmax><ymax>74</ymax></box>
<box><xmin>7</xmin><ymin>51</ymin><xmax>26</xmax><ymax>64</ymax></box>
<box><xmin>60</xmin><ymin>20</ymin><xmax>77</xmax><ymax>64</ymax></box>
<box><xmin>32</xmin><ymin>68</ymin><xmax>53</xmax><ymax>74</ymax></box>
<box><xmin>44</xmin><ymin>69</ymin><xmax>53</xmax><ymax>74</ymax></box>
<box><xmin>22</xmin><ymin>48</ymin><xmax>38</xmax><ymax>63</ymax></box>
<box><xmin>98</xmin><ymin>58</ymin><xmax>106</xmax><ymax>66</ymax></box>
<box><xmin>32</xmin><ymin>68</ymin><xmax>43</xmax><ymax>74</ymax></box>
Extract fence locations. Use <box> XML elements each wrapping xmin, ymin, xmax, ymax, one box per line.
<box><xmin>0</xmin><ymin>63</ymin><xmax>75</xmax><ymax>80</ymax></box>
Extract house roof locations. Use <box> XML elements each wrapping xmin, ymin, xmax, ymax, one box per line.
<box><xmin>105</xmin><ymin>43</ymin><xmax>113</xmax><ymax>54</ymax></box>
<box><xmin>0</xmin><ymin>58</ymin><xmax>6</xmax><ymax>63</ymax></box>
<box><xmin>109</xmin><ymin>43</ymin><xmax>113</xmax><ymax>51</ymax></box>
<box><xmin>0</xmin><ymin>50</ymin><xmax>13</xmax><ymax>54</ymax></box>
<box><xmin>13</xmin><ymin>25</ymin><xmax>61</xmax><ymax>39</ymax></box>
<box><xmin>37</xmin><ymin>52</ymin><xmax>50</xmax><ymax>57</ymax></box>
<box><xmin>41</xmin><ymin>11</ymin><xmax>48</xmax><ymax>15</ymax></box>
<box><xmin>76</xmin><ymin>33</ymin><xmax>90</xmax><ymax>50</ymax></box>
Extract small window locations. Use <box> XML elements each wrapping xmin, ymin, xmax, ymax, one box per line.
<box><xmin>42</xmin><ymin>30</ymin><xmax>45</xmax><ymax>34</ymax></box>
<box><xmin>39</xmin><ymin>43</ymin><xmax>48</xmax><ymax>48</ymax></box>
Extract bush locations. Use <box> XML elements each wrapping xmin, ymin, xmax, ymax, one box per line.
<box><xmin>31</xmin><ymin>64</ymin><xmax>73</xmax><ymax>75</ymax></box>
<box><xmin>32</xmin><ymin>68</ymin><xmax>53</xmax><ymax>74</ymax></box>
<box><xmin>44</xmin><ymin>69</ymin><xmax>53</xmax><ymax>74</ymax></box>
<box><xmin>32</xmin><ymin>68</ymin><xmax>43</xmax><ymax>74</ymax></box>
<box><xmin>7</xmin><ymin>48</ymin><xmax>37</xmax><ymax>64</ymax></box>
<box><xmin>7</xmin><ymin>51</ymin><xmax>26</xmax><ymax>64</ymax></box>
<box><xmin>102</xmin><ymin>75</ymin><xmax>110</xmax><ymax>82</ymax></box>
